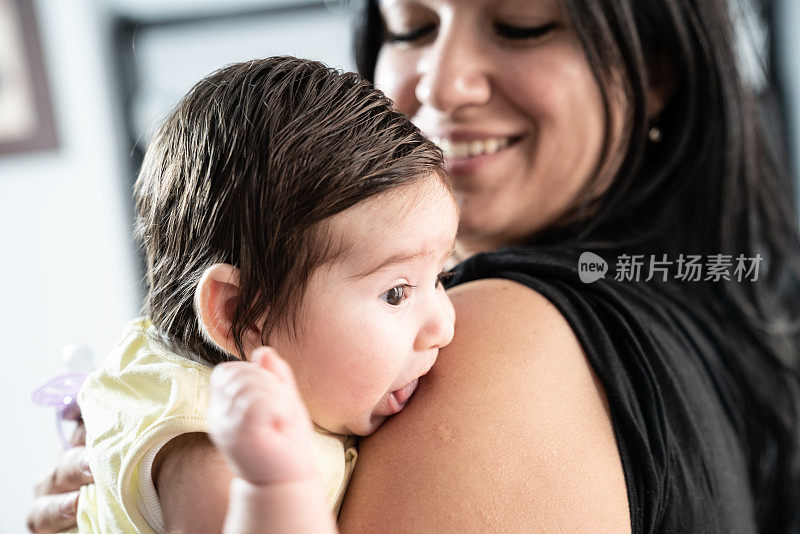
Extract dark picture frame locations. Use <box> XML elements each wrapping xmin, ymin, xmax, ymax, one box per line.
<box><xmin>0</xmin><ymin>0</ymin><xmax>57</xmax><ymax>155</ymax></box>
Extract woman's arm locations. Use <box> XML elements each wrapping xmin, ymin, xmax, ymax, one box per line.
<box><xmin>338</xmin><ymin>278</ymin><xmax>631</xmax><ymax>532</ymax></box>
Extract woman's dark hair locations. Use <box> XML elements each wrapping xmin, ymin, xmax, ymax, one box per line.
<box><xmin>135</xmin><ymin>56</ymin><xmax>446</xmax><ymax>367</ymax></box>
<box><xmin>356</xmin><ymin>0</ymin><xmax>800</xmax><ymax>530</ymax></box>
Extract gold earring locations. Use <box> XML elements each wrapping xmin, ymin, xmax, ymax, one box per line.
<box><xmin>648</xmin><ymin>126</ymin><xmax>662</xmax><ymax>142</ymax></box>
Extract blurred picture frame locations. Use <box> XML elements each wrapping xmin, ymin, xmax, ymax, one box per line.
<box><xmin>0</xmin><ymin>0</ymin><xmax>56</xmax><ymax>155</ymax></box>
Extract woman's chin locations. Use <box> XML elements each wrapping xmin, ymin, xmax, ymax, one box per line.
<box><xmin>456</xmin><ymin>212</ymin><xmax>509</xmax><ymax>253</ymax></box>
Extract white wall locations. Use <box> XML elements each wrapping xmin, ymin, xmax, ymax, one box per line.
<box><xmin>0</xmin><ymin>0</ymin><xmax>140</xmax><ymax>530</ymax></box>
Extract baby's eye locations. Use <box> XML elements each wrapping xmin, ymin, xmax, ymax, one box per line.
<box><xmin>381</xmin><ymin>285</ymin><xmax>410</xmax><ymax>306</ymax></box>
<box><xmin>436</xmin><ymin>270</ymin><xmax>454</xmax><ymax>287</ymax></box>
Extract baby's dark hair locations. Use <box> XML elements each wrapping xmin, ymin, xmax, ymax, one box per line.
<box><xmin>134</xmin><ymin>56</ymin><xmax>447</xmax><ymax>365</ymax></box>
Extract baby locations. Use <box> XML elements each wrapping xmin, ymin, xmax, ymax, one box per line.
<box><xmin>75</xmin><ymin>56</ymin><xmax>457</xmax><ymax>533</ymax></box>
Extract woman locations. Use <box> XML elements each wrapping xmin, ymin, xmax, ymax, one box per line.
<box><xmin>28</xmin><ymin>0</ymin><xmax>800</xmax><ymax>532</ymax></box>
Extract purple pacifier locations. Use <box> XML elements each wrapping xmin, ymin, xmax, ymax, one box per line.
<box><xmin>32</xmin><ymin>345</ymin><xmax>94</xmax><ymax>448</ymax></box>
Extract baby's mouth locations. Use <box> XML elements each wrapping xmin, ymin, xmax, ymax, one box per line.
<box><xmin>386</xmin><ymin>378</ymin><xmax>420</xmax><ymax>414</ymax></box>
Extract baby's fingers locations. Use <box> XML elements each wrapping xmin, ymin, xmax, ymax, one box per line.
<box><xmin>209</xmin><ymin>362</ymin><xmax>297</xmax><ymax>424</ymax></box>
<box><xmin>251</xmin><ymin>347</ymin><xmax>297</xmax><ymax>388</ymax></box>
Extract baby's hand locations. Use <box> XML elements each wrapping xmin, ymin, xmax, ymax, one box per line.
<box><xmin>208</xmin><ymin>347</ymin><xmax>317</xmax><ymax>486</ymax></box>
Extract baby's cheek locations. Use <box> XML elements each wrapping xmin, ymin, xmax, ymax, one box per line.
<box><xmin>334</xmin><ymin>374</ymin><xmax>384</xmax><ymax>414</ymax></box>
<box><xmin>332</xmin><ymin>379</ymin><xmax>389</xmax><ymax>432</ymax></box>
<box><xmin>297</xmin><ymin>373</ymin><xmax>373</xmax><ymax>432</ymax></box>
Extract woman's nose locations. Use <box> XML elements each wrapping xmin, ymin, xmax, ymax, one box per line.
<box><xmin>415</xmin><ymin>24</ymin><xmax>492</xmax><ymax>115</ymax></box>
<box><xmin>416</xmin><ymin>292</ymin><xmax>456</xmax><ymax>351</ymax></box>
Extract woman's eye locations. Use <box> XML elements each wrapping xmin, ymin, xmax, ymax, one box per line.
<box><xmin>494</xmin><ymin>22</ymin><xmax>557</xmax><ymax>40</ymax></box>
<box><xmin>381</xmin><ymin>285</ymin><xmax>409</xmax><ymax>306</ymax></box>
<box><xmin>384</xmin><ymin>23</ymin><xmax>436</xmax><ymax>43</ymax></box>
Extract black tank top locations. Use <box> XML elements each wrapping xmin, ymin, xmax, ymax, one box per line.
<box><xmin>447</xmin><ymin>246</ymin><xmax>757</xmax><ymax>533</ymax></box>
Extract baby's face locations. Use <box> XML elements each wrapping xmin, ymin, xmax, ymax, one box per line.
<box><xmin>270</xmin><ymin>175</ymin><xmax>458</xmax><ymax>435</ymax></box>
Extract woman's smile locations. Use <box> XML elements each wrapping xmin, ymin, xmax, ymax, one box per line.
<box><xmin>428</xmin><ymin>132</ymin><xmax>525</xmax><ymax>175</ymax></box>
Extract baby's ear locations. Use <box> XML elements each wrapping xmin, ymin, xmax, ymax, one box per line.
<box><xmin>194</xmin><ymin>264</ymin><xmax>263</xmax><ymax>359</ymax></box>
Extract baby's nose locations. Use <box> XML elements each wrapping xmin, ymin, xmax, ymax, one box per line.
<box><xmin>417</xmin><ymin>293</ymin><xmax>456</xmax><ymax>351</ymax></box>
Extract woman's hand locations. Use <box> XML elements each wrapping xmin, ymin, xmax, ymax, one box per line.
<box><xmin>26</xmin><ymin>423</ymin><xmax>93</xmax><ymax>533</ymax></box>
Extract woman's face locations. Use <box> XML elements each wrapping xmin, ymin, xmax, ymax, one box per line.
<box><xmin>374</xmin><ymin>0</ymin><xmax>622</xmax><ymax>252</ymax></box>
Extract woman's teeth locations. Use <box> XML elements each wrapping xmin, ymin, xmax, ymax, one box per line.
<box><xmin>431</xmin><ymin>137</ymin><xmax>511</xmax><ymax>159</ymax></box>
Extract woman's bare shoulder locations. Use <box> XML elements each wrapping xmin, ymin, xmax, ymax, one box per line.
<box><xmin>338</xmin><ymin>278</ymin><xmax>631</xmax><ymax>533</ymax></box>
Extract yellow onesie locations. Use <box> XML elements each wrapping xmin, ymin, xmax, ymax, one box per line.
<box><xmin>76</xmin><ymin>319</ymin><xmax>357</xmax><ymax>533</ymax></box>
